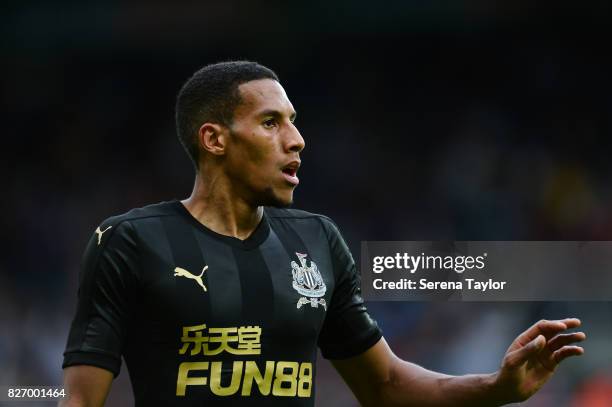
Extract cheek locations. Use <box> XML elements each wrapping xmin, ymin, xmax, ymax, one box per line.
<box><xmin>231</xmin><ymin>135</ymin><xmax>276</xmax><ymax>174</ymax></box>
<box><xmin>244</xmin><ymin>133</ymin><xmax>275</xmax><ymax>166</ymax></box>
<box><xmin>246</xmin><ymin>140</ymin><xmax>269</xmax><ymax>166</ymax></box>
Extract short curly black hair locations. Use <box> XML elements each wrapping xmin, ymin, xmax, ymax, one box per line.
<box><xmin>175</xmin><ymin>61</ymin><xmax>279</xmax><ymax>169</ymax></box>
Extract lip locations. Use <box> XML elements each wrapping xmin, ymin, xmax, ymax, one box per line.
<box><xmin>282</xmin><ymin>171</ymin><xmax>300</xmax><ymax>186</ymax></box>
<box><xmin>281</xmin><ymin>160</ymin><xmax>300</xmax><ymax>186</ymax></box>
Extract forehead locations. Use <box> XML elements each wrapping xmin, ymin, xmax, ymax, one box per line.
<box><xmin>235</xmin><ymin>79</ymin><xmax>294</xmax><ymax>116</ymax></box>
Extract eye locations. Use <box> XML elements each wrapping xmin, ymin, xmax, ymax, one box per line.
<box><xmin>262</xmin><ymin>118</ymin><xmax>277</xmax><ymax>129</ymax></box>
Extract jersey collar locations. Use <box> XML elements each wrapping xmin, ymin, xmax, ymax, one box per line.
<box><xmin>172</xmin><ymin>200</ymin><xmax>270</xmax><ymax>250</ymax></box>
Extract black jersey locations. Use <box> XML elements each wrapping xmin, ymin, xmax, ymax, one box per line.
<box><xmin>63</xmin><ymin>201</ymin><xmax>381</xmax><ymax>406</ymax></box>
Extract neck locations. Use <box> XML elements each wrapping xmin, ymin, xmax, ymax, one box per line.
<box><xmin>181</xmin><ymin>171</ymin><xmax>263</xmax><ymax>240</ymax></box>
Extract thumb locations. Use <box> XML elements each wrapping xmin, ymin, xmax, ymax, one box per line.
<box><xmin>505</xmin><ymin>335</ymin><xmax>546</xmax><ymax>368</ymax></box>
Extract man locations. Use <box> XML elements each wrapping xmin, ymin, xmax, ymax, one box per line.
<box><xmin>61</xmin><ymin>61</ymin><xmax>585</xmax><ymax>406</ymax></box>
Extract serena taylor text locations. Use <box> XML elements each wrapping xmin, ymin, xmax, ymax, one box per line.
<box><xmin>372</xmin><ymin>278</ymin><xmax>507</xmax><ymax>292</ymax></box>
<box><xmin>370</xmin><ymin>253</ymin><xmax>507</xmax><ymax>292</ymax></box>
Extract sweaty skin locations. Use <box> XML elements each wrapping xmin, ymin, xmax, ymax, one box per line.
<box><xmin>182</xmin><ymin>79</ymin><xmax>303</xmax><ymax>240</ymax></box>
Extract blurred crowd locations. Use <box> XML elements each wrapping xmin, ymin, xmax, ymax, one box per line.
<box><xmin>2</xmin><ymin>2</ymin><xmax>612</xmax><ymax>405</ymax></box>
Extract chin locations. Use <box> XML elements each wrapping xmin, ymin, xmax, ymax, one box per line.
<box><xmin>257</xmin><ymin>187</ymin><xmax>294</xmax><ymax>208</ymax></box>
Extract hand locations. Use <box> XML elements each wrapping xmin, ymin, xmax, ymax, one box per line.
<box><xmin>493</xmin><ymin>318</ymin><xmax>585</xmax><ymax>404</ymax></box>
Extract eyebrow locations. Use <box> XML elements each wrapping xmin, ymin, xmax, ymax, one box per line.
<box><xmin>258</xmin><ymin>109</ymin><xmax>297</xmax><ymax>121</ymax></box>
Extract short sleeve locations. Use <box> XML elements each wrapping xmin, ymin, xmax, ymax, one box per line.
<box><xmin>317</xmin><ymin>218</ymin><xmax>382</xmax><ymax>359</ymax></box>
<box><xmin>62</xmin><ymin>220</ymin><xmax>140</xmax><ymax>377</ymax></box>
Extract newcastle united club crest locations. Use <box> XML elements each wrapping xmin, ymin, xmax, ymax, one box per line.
<box><xmin>291</xmin><ymin>252</ymin><xmax>327</xmax><ymax>310</ymax></box>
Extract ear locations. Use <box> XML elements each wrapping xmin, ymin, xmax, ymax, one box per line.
<box><xmin>198</xmin><ymin>122</ymin><xmax>227</xmax><ymax>156</ymax></box>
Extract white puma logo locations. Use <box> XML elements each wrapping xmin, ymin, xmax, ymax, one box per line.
<box><xmin>174</xmin><ymin>266</ymin><xmax>208</xmax><ymax>292</ymax></box>
<box><xmin>95</xmin><ymin>226</ymin><xmax>112</xmax><ymax>245</ymax></box>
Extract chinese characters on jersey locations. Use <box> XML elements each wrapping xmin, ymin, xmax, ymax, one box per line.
<box><xmin>176</xmin><ymin>324</ymin><xmax>312</xmax><ymax>398</ymax></box>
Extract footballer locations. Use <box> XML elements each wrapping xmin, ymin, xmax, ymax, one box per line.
<box><xmin>60</xmin><ymin>61</ymin><xmax>585</xmax><ymax>406</ymax></box>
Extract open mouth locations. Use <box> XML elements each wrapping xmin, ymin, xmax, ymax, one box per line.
<box><xmin>281</xmin><ymin>162</ymin><xmax>300</xmax><ymax>185</ymax></box>
<box><xmin>282</xmin><ymin>167</ymin><xmax>297</xmax><ymax>177</ymax></box>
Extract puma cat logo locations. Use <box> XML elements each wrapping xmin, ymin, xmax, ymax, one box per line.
<box><xmin>174</xmin><ymin>266</ymin><xmax>208</xmax><ymax>292</ymax></box>
<box><xmin>95</xmin><ymin>226</ymin><xmax>112</xmax><ymax>245</ymax></box>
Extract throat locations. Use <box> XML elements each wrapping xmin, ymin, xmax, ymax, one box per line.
<box><xmin>181</xmin><ymin>197</ymin><xmax>263</xmax><ymax>241</ymax></box>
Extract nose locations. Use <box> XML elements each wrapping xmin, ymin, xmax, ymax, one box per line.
<box><xmin>284</xmin><ymin>122</ymin><xmax>305</xmax><ymax>153</ymax></box>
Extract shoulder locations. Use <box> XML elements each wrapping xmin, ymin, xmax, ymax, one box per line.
<box><xmin>264</xmin><ymin>207</ymin><xmax>341</xmax><ymax>237</ymax></box>
<box><xmin>97</xmin><ymin>200</ymin><xmax>178</xmax><ymax>231</ymax></box>
<box><xmin>92</xmin><ymin>200</ymin><xmax>179</xmax><ymax>247</ymax></box>
<box><xmin>264</xmin><ymin>207</ymin><xmax>334</xmax><ymax>224</ymax></box>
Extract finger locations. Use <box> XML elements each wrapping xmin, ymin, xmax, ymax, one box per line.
<box><xmin>505</xmin><ymin>335</ymin><xmax>546</xmax><ymax>368</ymax></box>
<box><xmin>547</xmin><ymin>332</ymin><xmax>586</xmax><ymax>352</ymax></box>
<box><xmin>560</xmin><ymin>318</ymin><xmax>581</xmax><ymax>329</ymax></box>
<box><xmin>515</xmin><ymin>319</ymin><xmax>569</xmax><ymax>345</ymax></box>
<box><xmin>552</xmin><ymin>346</ymin><xmax>584</xmax><ymax>364</ymax></box>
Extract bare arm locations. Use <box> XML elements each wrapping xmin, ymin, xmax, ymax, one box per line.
<box><xmin>59</xmin><ymin>366</ymin><xmax>113</xmax><ymax>407</ymax></box>
<box><xmin>333</xmin><ymin>318</ymin><xmax>585</xmax><ymax>406</ymax></box>
<box><xmin>333</xmin><ymin>338</ymin><xmax>500</xmax><ymax>407</ymax></box>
